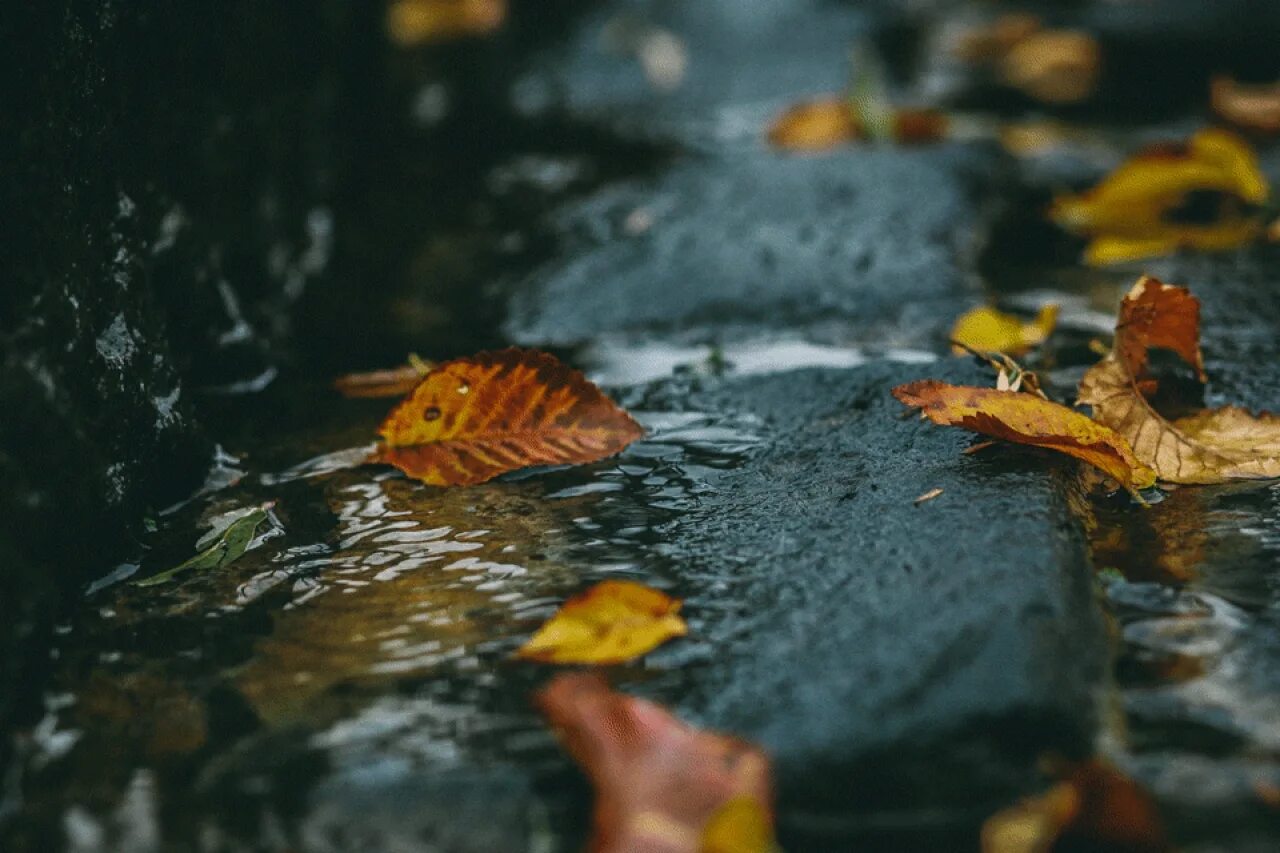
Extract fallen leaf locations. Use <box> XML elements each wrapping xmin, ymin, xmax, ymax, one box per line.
<box><xmin>951</xmin><ymin>304</ymin><xmax>1059</xmax><ymax>356</ymax></box>
<box><xmin>914</xmin><ymin>487</ymin><xmax>944</xmax><ymax>505</ymax></box>
<box><xmin>982</xmin><ymin>759</ymin><xmax>1170</xmax><ymax>853</ymax></box>
<box><xmin>334</xmin><ymin>354</ymin><xmax>434</xmax><ymax>399</ymax></box>
<box><xmin>1051</xmin><ymin>128</ymin><xmax>1268</xmax><ymax>265</ymax></box>
<box><xmin>517</xmin><ymin>580</ymin><xmax>687</xmax><ymax>665</ymax></box>
<box><xmin>135</xmin><ymin>505</ymin><xmax>271</xmax><ymax>587</ymax></box>
<box><xmin>767</xmin><ymin>97</ymin><xmax>859</xmax><ymax>151</ymax></box>
<box><xmin>386</xmin><ymin>0</ymin><xmax>506</xmax><ymax>46</ymax></box>
<box><xmin>999</xmin><ymin>30</ymin><xmax>1100</xmax><ymax>104</ymax></box>
<box><xmin>1211</xmin><ymin>75</ymin><xmax>1280</xmax><ymax>134</ymax></box>
<box><xmin>893</xmin><ymin>380</ymin><xmax>1156</xmax><ymax>493</ymax></box>
<box><xmin>373</xmin><ymin>348</ymin><xmax>644</xmax><ymax>487</ymax></box>
<box><xmin>536</xmin><ymin>673</ymin><xmax>775</xmax><ymax>853</ymax></box>
<box><xmin>1079</xmin><ymin>276</ymin><xmax>1280</xmax><ymax>483</ymax></box>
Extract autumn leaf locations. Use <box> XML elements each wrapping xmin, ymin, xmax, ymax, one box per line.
<box><xmin>135</xmin><ymin>505</ymin><xmax>272</xmax><ymax>587</ymax></box>
<box><xmin>1212</xmin><ymin>75</ymin><xmax>1280</xmax><ymax>134</ymax></box>
<box><xmin>386</xmin><ymin>0</ymin><xmax>505</xmax><ymax>47</ymax></box>
<box><xmin>982</xmin><ymin>759</ymin><xmax>1170</xmax><ymax>853</ymax></box>
<box><xmin>893</xmin><ymin>380</ymin><xmax>1156</xmax><ymax>493</ymax></box>
<box><xmin>766</xmin><ymin>98</ymin><xmax>948</xmax><ymax>150</ymax></box>
<box><xmin>1079</xmin><ymin>276</ymin><xmax>1280</xmax><ymax>484</ymax></box>
<box><xmin>536</xmin><ymin>673</ymin><xmax>775</xmax><ymax>853</ymax></box>
<box><xmin>334</xmin><ymin>354</ymin><xmax>434</xmax><ymax>399</ymax></box>
<box><xmin>950</xmin><ymin>304</ymin><xmax>1059</xmax><ymax>356</ymax></box>
<box><xmin>517</xmin><ymin>580</ymin><xmax>688</xmax><ymax>665</ymax></box>
<box><xmin>1051</xmin><ymin>128</ymin><xmax>1268</xmax><ymax>265</ymax></box>
<box><xmin>373</xmin><ymin>348</ymin><xmax>643</xmax><ymax>487</ymax></box>
<box><xmin>999</xmin><ymin>30</ymin><xmax>1100</xmax><ymax>104</ymax></box>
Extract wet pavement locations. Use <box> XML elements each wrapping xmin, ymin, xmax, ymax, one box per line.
<box><xmin>5</xmin><ymin>1</ymin><xmax>1280</xmax><ymax>852</ymax></box>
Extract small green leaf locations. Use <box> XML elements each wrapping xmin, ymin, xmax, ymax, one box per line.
<box><xmin>135</xmin><ymin>506</ymin><xmax>271</xmax><ymax>587</ymax></box>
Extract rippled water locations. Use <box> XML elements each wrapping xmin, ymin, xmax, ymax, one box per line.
<box><xmin>0</xmin><ymin>388</ymin><xmax>764</xmax><ymax>851</ymax></box>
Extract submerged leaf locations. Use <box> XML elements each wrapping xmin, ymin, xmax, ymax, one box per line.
<box><xmin>136</xmin><ymin>506</ymin><xmax>270</xmax><ymax>587</ymax></box>
<box><xmin>893</xmin><ymin>380</ymin><xmax>1156</xmax><ymax>493</ymax></box>
<box><xmin>517</xmin><ymin>580</ymin><xmax>687</xmax><ymax>665</ymax></box>
<box><xmin>1051</xmin><ymin>128</ymin><xmax>1268</xmax><ymax>265</ymax></box>
<box><xmin>536</xmin><ymin>673</ymin><xmax>775</xmax><ymax>853</ymax></box>
<box><xmin>373</xmin><ymin>348</ymin><xmax>643</xmax><ymax>487</ymax></box>
<box><xmin>950</xmin><ymin>304</ymin><xmax>1059</xmax><ymax>356</ymax></box>
<box><xmin>1079</xmin><ymin>277</ymin><xmax>1280</xmax><ymax>484</ymax></box>
<box><xmin>982</xmin><ymin>759</ymin><xmax>1169</xmax><ymax>853</ymax></box>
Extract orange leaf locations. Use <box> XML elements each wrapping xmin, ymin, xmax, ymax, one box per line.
<box><xmin>893</xmin><ymin>380</ymin><xmax>1156</xmax><ymax>493</ymax></box>
<box><xmin>517</xmin><ymin>580</ymin><xmax>687</xmax><ymax>665</ymax></box>
<box><xmin>536</xmin><ymin>673</ymin><xmax>775</xmax><ymax>853</ymax></box>
<box><xmin>982</xmin><ymin>759</ymin><xmax>1170</xmax><ymax>853</ymax></box>
<box><xmin>1079</xmin><ymin>277</ymin><xmax>1280</xmax><ymax>484</ymax></box>
<box><xmin>767</xmin><ymin>97</ymin><xmax>860</xmax><ymax>151</ymax></box>
<box><xmin>373</xmin><ymin>348</ymin><xmax>643</xmax><ymax>487</ymax></box>
<box><xmin>334</xmin><ymin>355</ymin><xmax>434</xmax><ymax>399</ymax></box>
<box><xmin>386</xmin><ymin>0</ymin><xmax>506</xmax><ymax>46</ymax></box>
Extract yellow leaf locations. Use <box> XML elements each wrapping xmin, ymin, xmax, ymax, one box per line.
<box><xmin>1051</xmin><ymin>128</ymin><xmax>1268</xmax><ymax>265</ymax></box>
<box><xmin>893</xmin><ymin>380</ymin><xmax>1156</xmax><ymax>493</ymax></box>
<box><xmin>517</xmin><ymin>580</ymin><xmax>687</xmax><ymax>664</ymax></box>
<box><xmin>702</xmin><ymin>797</ymin><xmax>779</xmax><ymax>853</ymax></box>
<box><xmin>951</xmin><ymin>304</ymin><xmax>1059</xmax><ymax>356</ymax></box>
<box><xmin>1079</xmin><ymin>276</ymin><xmax>1280</xmax><ymax>484</ymax></box>
<box><xmin>373</xmin><ymin>348</ymin><xmax>643</xmax><ymax>487</ymax></box>
<box><xmin>999</xmin><ymin>30</ymin><xmax>1100</xmax><ymax>104</ymax></box>
<box><xmin>766</xmin><ymin>97</ymin><xmax>860</xmax><ymax>151</ymax></box>
<box><xmin>386</xmin><ymin>0</ymin><xmax>505</xmax><ymax>47</ymax></box>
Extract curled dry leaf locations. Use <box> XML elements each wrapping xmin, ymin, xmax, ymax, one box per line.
<box><xmin>893</xmin><ymin>380</ymin><xmax>1156</xmax><ymax>494</ymax></box>
<box><xmin>950</xmin><ymin>304</ymin><xmax>1059</xmax><ymax>357</ymax></box>
<box><xmin>1051</xmin><ymin>128</ymin><xmax>1268</xmax><ymax>265</ymax></box>
<box><xmin>982</xmin><ymin>759</ymin><xmax>1170</xmax><ymax>853</ymax></box>
<box><xmin>536</xmin><ymin>673</ymin><xmax>775</xmax><ymax>853</ymax></box>
<box><xmin>1079</xmin><ymin>276</ymin><xmax>1280</xmax><ymax>484</ymax></box>
<box><xmin>1211</xmin><ymin>75</ymin><xmax>1280</xmax><ymax>134</ymax></box>
<box><xmin>334</xmin><ymin>354</ymin><xmax>434</xmax><ymax>399</ymax></box>
<box><xmin>517</xmin><ymin>580</ymin><xmax>687</xmax><ymax>665</ymax></box>
<box><xmin>386</xmin><ymin>0</ymin><xmax>506</xmax><ymax>47</ymax></box>
<box><xmin>374</xmin><ymin>348</ymin><xmax>643</xmax><ymax>487</ymax></box>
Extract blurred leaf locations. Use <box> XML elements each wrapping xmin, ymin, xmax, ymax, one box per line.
<box><xmin>334</xmin><ymin>354</ymin><xmax>434</xmax><ymax>399</ymax></box>
<box><xmin>386</xmin><ymin>0</ymin><xmax>506</xmax><ymax>47</ymax></box>
<box><xmin>951</xmin><ymin>304</ymin><xmax>1058</xmax><ymax>356</ymax></box>
<box><xmin>517</xmin><ymin>580</ymin><xmax>687</xmax><ymax>665</ymax></box>
<box><xmin>536</xmin><ymin>673</ymin><xmax>775</xmax><ymax>853</ymax></box>
<box><xmin>373</xmin><ymin>348</ymin><xmax>643</xmax><ymax>487</ymax></box>
<box><xmin>1212</xmin><ymin>75</ymin><xmax>1280</xmax><ymax>134</ymax></box>
<box><xmin>999</xmin><ymin>30</ymin><xmax>1100</xmax><ymax>104</ymax></box>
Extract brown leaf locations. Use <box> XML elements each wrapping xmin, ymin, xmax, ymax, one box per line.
<box><xmin>1212</xmin><ymin>75</ymin><xmax>1280</xmax><ymax>134</ymax></box>
<box><xmin>982</xmin><ymin>759</ymin><xmax>1170</xmax><ymax>853</ymax></box>
<box><xmin>536</xmin><ymin>673</ymin><xmax>775</xmax><ymax>853</ymax></box>
<box><xmin>1079</xmin><ymin>277</ymin><xmax>1280</xmax><ymax>484</ymax></box>
<box><xmin>373</xmin><ymin>348</ymin><xmax>643</xmax><ymax>487</ymax></box>
<box><xmin>334</xmin><ymin>355</ymin><xmax>434</xmax><ymax>399</ymax></box>
<box><xmin>893</xmin><ymin>380</ymin><xmax>1156</xmax><ymax>493</ymax></box>
<box><xmin>516</xmin><ymin>580</ymin><xmax>687</xmax><ymax>665</ymax></box>
<box><xmin>999</xmin><ymin>30</ymin><xmax>1100</xmax><ymax>104</ymax></box>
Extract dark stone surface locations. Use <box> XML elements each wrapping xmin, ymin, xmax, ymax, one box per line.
<box><xmin>644</xmin><ymin>359</ymin><xmax>1107</xmax><ymax>846</ymax></box>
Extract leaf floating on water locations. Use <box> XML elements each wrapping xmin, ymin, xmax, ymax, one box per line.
<box><xmin>517</xmin><ymin>580</ymin><xmax>687</xmax><ymax>665</ymax></box>
<box><xmin>135</xmin><ymin>506</ymin><xmax>271</xmax><ymax>587</ymax></box>
<box><xmin>334</xmin><ymin>354</ymin><xmax>434</xmax><ymax>399</ymax></box>
<box><xmin>1079</xmin><ymin>276</ymin><xmax>1280</xmax><ymax>484</ymax></box>
<box><xmin>893</xmin><ymin>380</ymin><xmax>1156</xmax><ymax>493</ymax></box>
<box><xmin>1051</xmin><ymin>128</ymin><xmax>1268</xmax><ymax>265</ymax></box>
<box><xmin>950</xmin><ymin>304</ymin><xmax>1059</xmax><ymax>357</ymax></box>
<box><xmin>373</xmin><ymin>348</ymin><xmax>644</xmax><ymax>487</ymax></box>
<box><xmin>982</xmin><ymin>759</ymin><xmax>1170</xmax><ymax>853</ymax></box>
<box><xmin>386</xmin><ymin>0</ymin><xmax>506</xmax><ymax>46</ymax></box>
<box><xmin>536</xmin><ymin>673</ymin><xmax>776</xmax><ymax>853</ymax></box>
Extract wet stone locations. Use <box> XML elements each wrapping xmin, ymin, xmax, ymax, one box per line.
<box><xmin>644</xmin><ymin>358</ymin><xmax>1108</xmax><ymax>846</ymax></box>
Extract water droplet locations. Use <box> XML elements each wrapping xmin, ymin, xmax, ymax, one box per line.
<box><xmin>457</xmin><ymin>382</ymin><xmax>470</xmax><ymax>395</ymax></box>
<box><xmin>424</xmin><ymin>406</ymin><xmax>442</xmax><ymax>421</ymax></box>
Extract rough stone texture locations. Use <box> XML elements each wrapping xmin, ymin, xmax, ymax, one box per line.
<box><xmin>644</xmin><ymin>359</ymin><xmax>1107</xmax><ymax>846</ymax></box>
